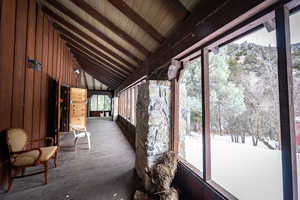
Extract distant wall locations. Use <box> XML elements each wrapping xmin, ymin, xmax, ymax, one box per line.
<box><xmin>0</xmin><ymin>0</ymin><xmax>79</xmax><ymax>190</ymax></box>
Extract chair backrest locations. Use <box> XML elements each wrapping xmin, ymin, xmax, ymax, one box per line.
<box><xmin>6</xmin><ymin>128</ymin><xmax>28</xmax><ymax>153</ymax></box>
<box><xmin>69</xmin><ymin>124</ymin><xmax>86</xmax><ymax>131</ymax></box>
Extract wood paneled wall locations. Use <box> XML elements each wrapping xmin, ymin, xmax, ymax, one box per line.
<box><xmin>0</xmin><ymin>0</ymin><xmax>79</xmax><ymax>188</ymax></box>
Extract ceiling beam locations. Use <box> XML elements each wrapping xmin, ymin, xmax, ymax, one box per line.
<box><xmin>74</xmin><ymin>53</ymin><xmax>125</xmax><ymax>84</ymax></box>
<box><xmin>54</xmin><ymin>26</ymin><xmax>131</xmax><ymax>74</ymax></box>
<box><xmin>70</xmin><ymin>48</ymin><xmax>126</xmax><ymax>82</ymax></box>
<box><xmin>44</xmin><ymin>0</ymin><xmax>143</xmax><ymax>65</ymax></box>
<box><xmin>70</xmin><ymin>0</ymin><xmax>150</xmax><ymax>56</ymax></box>
<box><xmin>79</xmin><ymin>63</ymin><xmax>120</xmax><ymax>89</ymax></box>
<box><xmin>115</xmin><ymin>0</ymin><xmax>276</xmax><ymax>93</ymax></box>
<box><xmin>67</xmin><ymin>43</ymin><xmax>127</xmax><ymax>79</ymax></box>
<box><xmin>107</xmin><ymin>0</ymin><xmax>164</xmax><ymax>43</ymax></box>
<box><xmin>163</xmin><ymin>0</ymin><xmax>189</xmax><ymax>20</ymax></box>
<box><xmin>42</xmin><ymin>6</ymin><xmax>138</xmax><ymax>70</ymax></box>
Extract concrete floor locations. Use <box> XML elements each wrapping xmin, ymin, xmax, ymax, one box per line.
<box><xmin>1</xmin><ymin>119</ymin><xmax>139</xmax><ymax>200</ymax></box>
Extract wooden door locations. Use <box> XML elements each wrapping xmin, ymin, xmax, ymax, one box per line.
<box><xmin>69</xmin><ymin>88</ymin><xmax>87</xmax><ymax>128</ymax></box>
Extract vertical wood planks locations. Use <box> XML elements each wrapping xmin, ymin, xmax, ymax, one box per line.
<box><xmin>11</xmin><ymin>0</ymin><xmax>29</xmax><ymax>128</ymax></box>
<box><xmin>0</xmin><ymin>0</ymin><xmax>16</xmax><ymax>132</ymax></box>
<box><xmin>24</xmin><ymin>0</ymin><xmax>36</xmax><ymax>143</ymax></box>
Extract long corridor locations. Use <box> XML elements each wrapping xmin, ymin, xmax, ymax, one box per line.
<box><xmin>2</xmin><ymin>119</ymin><xmax>138</xmax><ymax>200</ymax></box>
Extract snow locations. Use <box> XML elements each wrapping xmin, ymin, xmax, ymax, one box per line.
<box><xmin>181</xmin><ymin>134</ymin><xmax>300</xmax><ymax>200</ymax></box>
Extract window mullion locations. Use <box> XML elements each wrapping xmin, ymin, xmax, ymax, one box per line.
<box><xmin>275</xmin><ymin>4</ymin><xmax>298</xmax><ymax>200</ymax></box>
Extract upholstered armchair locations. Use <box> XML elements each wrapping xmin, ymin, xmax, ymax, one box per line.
<box><xmin>5</xmin><ymin>128</ymin><xmax>58</xmax><ymax>192</ymax></box>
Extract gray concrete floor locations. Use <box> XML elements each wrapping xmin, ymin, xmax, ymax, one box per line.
<box><xmin>1</xmin><ymin>119</ymin><xmax>139</xmax><ymax>200</ymax></box>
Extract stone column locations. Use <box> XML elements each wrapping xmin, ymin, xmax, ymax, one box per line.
<box><xmin>135</xmin><ymin>80</ymin><xmax>171</xmax><ymax>190</ymax></box>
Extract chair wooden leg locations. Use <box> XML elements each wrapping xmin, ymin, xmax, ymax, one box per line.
<box><xmin>54</xmin><ymin>151</ymin><xmax>58</xmax><ymax>168</ymax></box>
<box><xmin>44</xmin><ymin>162</ymin><xmax>48</xmax><ymax>184</ymax></box>
<box><xmin>7</xmin><ymin>168</ymin><xmax>13</xmax><ymax>192</ymax></box>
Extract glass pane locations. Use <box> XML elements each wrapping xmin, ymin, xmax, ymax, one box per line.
<box><xmin>209</xmin><ymin>25</ymin><xmax>283</xmax><ymax>199</ymax></box>
<box><xmin>104</xmin><ymin>95</ymin><xmax>111</xmax><ymax>110</ymax></box>
<box><xmin>178</xmin><ymin>57</ymin><xmax>203</xmax><ymax>172</ymax></box>
<box><xmin>90</xmin><ymin>95</ymin><xmax>98</xmax><ymax>111</ymax></box>
<box><xmin>290</xmin><ymin>9</ymin><xmax>300</xmax><ymax>200</ymax></box>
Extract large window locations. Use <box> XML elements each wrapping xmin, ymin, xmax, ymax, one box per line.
<box><xmin>209</xmin><ymin>26</ymin><xmax>283</xmax><ymax>199</ymax></box>
<box><xmin>290</xmin><ymin>8</ymin><xmax>300</xmax><ymax>199</ymax></box>
<box><xmin>90</xmin><ymin>95</ymin><xmax>111</xmax><ymax>111</ymax></box>
<box><xmin>172</xmin><ymin>3</ymin><xmax>300</xmax><ymax>198</ymax></box>
<box><xmin>178</xmin><ymin>57</ymin><xmax>203</xmax><ymax>172</ymax></box>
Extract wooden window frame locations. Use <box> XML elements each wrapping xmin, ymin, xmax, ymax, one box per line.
<box><xmin>171</xmin><ymin>1</ymin><xmax>300</xmax><ymax>200</ymax></box>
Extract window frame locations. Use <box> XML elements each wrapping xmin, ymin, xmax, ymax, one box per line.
<box><xmin>171</xmin><ymin>1</ymin><xmax>300</xmax><ymax>200</ymax></box>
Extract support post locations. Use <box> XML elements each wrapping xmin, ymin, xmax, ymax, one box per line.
<box><xmin>201</xmin><ymin>48</ymin><xmax>211</xmax><ymax>181</ymax></box>
<box><xmin>275</xmin><ymin>4</ymin><xmax>298</xmax><ymax>200</ymax></box>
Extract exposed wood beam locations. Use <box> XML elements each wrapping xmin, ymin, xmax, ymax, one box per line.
<box><xmin>163</xmin><ymin>0</ymin><xmax>189</xmax><ymax>20</ymax></box>
<box><xmin>79</xmin><ymin>63</ymin><xmax>119</xmax><ymax>88</ymax></box>
<box><xmin>107</xmin><ymin>0</ymin><xmax>164</xmax><ymax>43</ymax></box>
<box><xmin>74</xmin><ymin>53</ymin><xmax>125</xmax><ymax>84</ymax></box>
<box><xmin>42</xmin><ymin>6</ymin><xmax>138</xmax><ymax>70</ymax></box>
<box><xmin>70</xmin><ymin>0</ymin><xmax>150</xmax><ymax>56</ymax></box>
<box><xmin>115</xmin><ymin>0</ymin><xmax>277</xmax><ymax>93</ymax></box>
<box><xmin>44</xmin><ymin>0</ymin><xmax>143</xmax><ymax>65</ymax></box>
<box><xmin>70</xmin><ymin>48</ymin><xmax>126</xmax><ymax>82</ymax></box>
<box><xmin>53</xmin><ymin>26</ymin><xmax>132</xmax><ymax>74</ymax></box>
<box><xmin>67</xmin><ymin>42</ymin><xmax>127</xmax><ymax>79</ymax></box>
<box><xmin>83</xmin><ymin>71</ymin><xmax>89</xmax><ymax>89</ymax></box>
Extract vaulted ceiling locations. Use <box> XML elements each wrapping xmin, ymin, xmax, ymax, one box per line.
<box><xmin>40</xmin><ymin>0</ymin><xmax>200</xmax><ymax>90</ymax></box>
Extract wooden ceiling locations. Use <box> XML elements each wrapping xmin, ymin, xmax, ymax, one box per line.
<box><xmin>41</xmin><ymin>0</ymin><xmax>200</xmax><ymax>90</ymax></box>
<box><xmin>79</xmin><ymin>71</ymin><xmax>108</xmax><ymax>90</ymax></box>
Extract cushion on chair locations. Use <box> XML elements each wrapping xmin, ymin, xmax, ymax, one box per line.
<box><xmin>6</xmin><ymin>129</ymin><xmax>28</xmax><ymax>152</ymax></box>
<box><xmin>11</xmin><ymin>146</ymin><xmax>58</xmax><ymax>167</ymax></box>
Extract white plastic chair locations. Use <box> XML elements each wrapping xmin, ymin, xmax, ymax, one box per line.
<box><xmin>69</xmin><ymin>124</ymin><xmax>91</xmax><ymax>150</ymax></box>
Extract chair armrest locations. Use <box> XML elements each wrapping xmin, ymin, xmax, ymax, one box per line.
<box><xmin>29</xmin><ymin>137</ymin><xmax>54</xmax><ymax>146</ymax></box>
<box><xmin>11</xmin><ymin>148</ymin><xmax>42</xmax><ymax>165</ymax></box>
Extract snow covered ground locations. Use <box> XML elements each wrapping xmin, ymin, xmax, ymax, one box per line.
<box><xmin>182</xmin><ymin>134</ymin><xmax>300</xmax><ymax>200</ymax></box>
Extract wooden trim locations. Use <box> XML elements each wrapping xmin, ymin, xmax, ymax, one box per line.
<box><xmin>70</xmin><ymin>0</ymin><xmax>150</xmax><ymax>56</ymax></box>
<box><xmin>42</xmin><ymin>6</ymin><xmax>137</xmax><ymax>70</ymax></box>
<box><xmin>275</xmin><ymin>4</ymin><xmax>298</xmax><ymax>200</ymax></box>
<box><xmin>201</xmin><ymin>49</ymin><xmax>211</xmax><ymax>181</ymax></box>
<box><xmin>107</xmin><ymin>0</ymin><xmax>164</xmax><ymax>43</ymax></box>
<box><xmin>44</xmin><ymin>0</ymin><xmax>143</xmax><ymax>65</ymax></box>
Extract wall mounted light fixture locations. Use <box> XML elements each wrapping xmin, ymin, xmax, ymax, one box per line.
<box><xmin>74</xmin><ymin>69</ymin><xmax>80</xmax><ymax>74</ymax></box>
<box><xmin>27</xmin><ymin>58</ymin><xmax>42</xmax><ymax>71</ymax></box>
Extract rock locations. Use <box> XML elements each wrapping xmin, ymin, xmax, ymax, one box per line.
<box><xmin>133</xmin><ymin>191</ymin><xmax>150</xmax><ymax>200</ymax></box>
